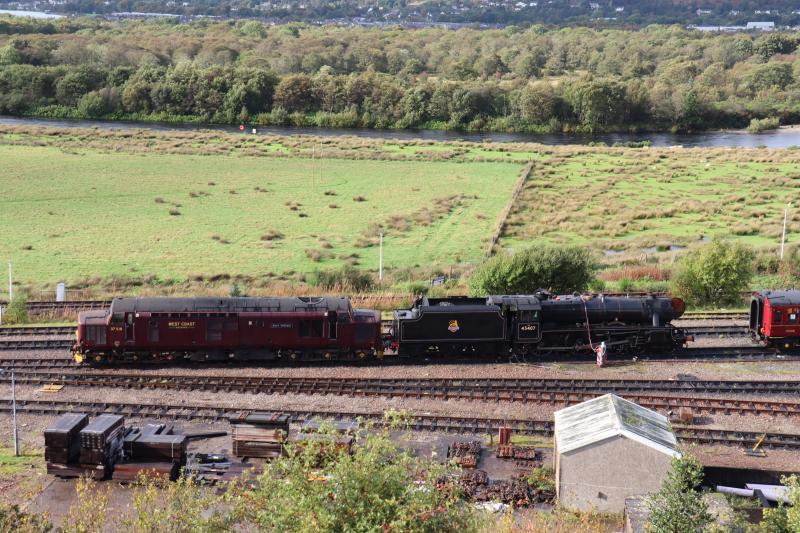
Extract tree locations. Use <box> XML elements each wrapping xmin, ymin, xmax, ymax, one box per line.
<box><xmin>468</xmin><ymin>246</ymin><xmax>596</xmax><ymax>295</ymax></box>
<box><xmin>273</xmin><ymin>73</ymin><xmax>315</xmax><ymax>112</ymax></box>
<box><xmin>646</xmin><ymin>450</ymin><xmax>712</xmax><ymax>533</ymax></box>
<box><xmin>671</xmin><ymin>240</ymin><xmax>755</xmax><ymax>307</ymax></box>
<box><xmin>227</xmin><ymin>414</ymin><xmax>481</xmax><ymax>532</ymax></box>
<box><xmin>564</xmin><ymin>78</ymin><xmax>627</xmax><ymax>131</ymax></box>
<box><xmin>0</xmin><ymin>44</ymin><xmax>21</xmax><ymax>66</ymax></box>
<box><xmin>747</xmin><ymin>62</ymin><xmax>794</xmax><ymax>93</ymax></box>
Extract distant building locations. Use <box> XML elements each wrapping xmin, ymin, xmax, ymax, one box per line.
<box><xmin>554</xmin><ymin>394</ymin><xmax>680</xmax><ymax>513</ymax></box>
<box><xmin>747</xmin><ymin>21</ymin><xmax>775</xmax><ymax>30</ymax></box>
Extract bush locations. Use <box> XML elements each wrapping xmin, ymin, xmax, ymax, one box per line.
<box><xmin>0</xmin><ymin>502</ymin><xmax>51</xmax><ymax>532</ymax></box>
<box><xmin>747</xmin><ymin>116</ymin><xmax>780</xmax><ymax>133</ymax></box>
<box><xmin>757</xmin><ymin>474</ymin><xmax>800</xmax><ymax>532</ymax></box>
<box><xmin>309</xmin><ymin>265</ymin><xmax>374</xmax><ymax>292</ymax></box>
<box><xmin>671</xmin><ymin>240</ymin><xmax>754</xmax><ymax>307</ymax></box>
<box><xmin>2</xmin><ymin>294</ymin><xmax>28</xmax><ymax>325</ymax></box>
<box><xmin>647</xmin><ymin>450</ymin><xmax>712</xmax><ymax>533</ymax></box>
<box><xmin>468</xmin><ymin>246</ymin><xmax>597</xmax><ymax>295</ymax></box>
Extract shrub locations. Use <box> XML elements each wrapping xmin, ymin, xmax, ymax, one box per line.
<box><xmin>0</xmin><ymin>501</ymin><xmax>51</xmax><ymax>532</ymax></box>
<box><xmin>671</xmin><ymin>240</ymin><xmax>754</xmax><ymax>307</ymax></box>
<box><xmin>168</xmin><ymin>208</ymin><xmax>181</xmax><ymax>216</ymax></box>
<box><xmin>747</xmin><ymin>116</ymin><xmax>780</xmax><ymax>133</ymax></box>
<box><xmin>647</xmin><ymin>450</ymin><xmax>711</xmax><ymax>533</ymax></box>
<box><xmin>757</xmin><ymin>474</ymin><xmax>800</xmax><ymax>531</ymax></box>
<box><xmin>260</xmin><ymin>230</ymin><xmax>284</xmax><ymax>241</ymax></box>
<box><xmin>352</xmin><ymin>195</ymin><xmax>367</xmax><ymax>202</ymax></box>
<box><xmin>3</xmin><ymin>294</ymin><xmax>29</xmax><ymax>325</ymax></box>
<box><xmin>468</xmin><ymin>246</ymin><xmax>596</xmax><ymax>295</ymax></box>
<box><xmin>617</xmin><ymin>278</ymin><xmax>634</xmax><ymax>293</ymax></box>
<box><xmin>309</xmin><ymin>265</ymin><xmax>374</xmax><ymax>291</ymax></box>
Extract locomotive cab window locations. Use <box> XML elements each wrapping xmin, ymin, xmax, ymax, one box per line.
<box><xmin>791</xmin><ymin>313</ymin><xmax>798</xmax><ymax>324</ymax></box>
<box><xmin>299</xmin><ymin>319</ymin><xmax>324</xmax><ymax>338</ymax></box>
<box><xmin>111</xmin><ymin>313</ymin><xmax>123</xmax><ymax>325</ymax></box>
<box><xmin>85</xmin><ymin>326</ymin><xmax>106</xmax><ymax>344</ymax></box>
<box><xmin>519</xmin><ymin>310</ymin><xmax>539</xmax><ymax>322</ymax></box>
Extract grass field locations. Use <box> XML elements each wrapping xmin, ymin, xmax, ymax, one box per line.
<box><xmin>0</xmin><ymin>141</ymin><xmax>523</xmax><ymax>286</ymax></box>
<box><xmin>4</xmin><ymin>124</ymin><xmax>800</xmax><ymax>292</ymax></box>
<box><xmin>500</xmin><ymin>148</ymin><xmax>800</xmax><ymax>257</ymax></box>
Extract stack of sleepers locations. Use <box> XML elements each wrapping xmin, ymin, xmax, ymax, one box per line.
<box><xmin>113</xmin><ymin>423</ymin><xmax>187</xmax><ymax>483</ymax></box>
<box><xmin>79</xmin><ymin>414</ymin><xmax>124</xmax><ymax>466</ymax></box>
<box><xmin>229</xmin><ymin>413</ymin><xmax>290</xmax><ymax>459</ymax></box>
<box><xmin>44</xmin><ymin>413</ymin><xmax>88</xmax><ymax>465</ymax></box>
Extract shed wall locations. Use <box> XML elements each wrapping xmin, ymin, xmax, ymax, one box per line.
<box><xmin>557</xmin><ymin>435</ymin><xmax>672</xmax><ymax>513</ymax></box>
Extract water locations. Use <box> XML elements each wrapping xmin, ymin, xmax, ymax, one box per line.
<box><xmin>0</xmin><ymin>9</ymin><xmax>63</xmax><ymax>18</ymax></box>
<box><xmin>3</xmin><ymin>115</ymin><xmax>800</xmax><ymax>148</ymax></box>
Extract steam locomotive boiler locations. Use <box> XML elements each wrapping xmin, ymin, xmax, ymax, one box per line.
<box><xmin>391</xmin><ymin>292</ymin><xmax>689</xmax><ymax>357</ymax></box>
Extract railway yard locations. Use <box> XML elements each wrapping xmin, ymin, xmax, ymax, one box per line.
<box><xmin>0</xmin><ymin>306</ymin><xmax>799</xmax><ymax>529</ymax></box>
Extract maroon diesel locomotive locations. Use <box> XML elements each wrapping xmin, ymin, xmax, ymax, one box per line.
<box><xmin>74</xmin><ymin>297</ymin><xmax>382</xmax><ymax>364</ymax></box>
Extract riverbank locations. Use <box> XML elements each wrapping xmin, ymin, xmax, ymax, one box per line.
<box><xmin>3</xmin><ymin>115</ymin><xmax>799</xmax><ymax>148</ymax></box>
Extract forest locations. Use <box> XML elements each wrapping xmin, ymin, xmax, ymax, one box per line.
<box><xmin>2</xmin><ymin>17</ymin><xmax>800</xmax><ymax>132</ymax></box>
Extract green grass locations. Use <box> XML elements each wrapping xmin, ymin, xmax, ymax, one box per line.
<box><xmin>0</xmin><ymin>144</ymin><xmax>522</xmax><ymax>285</ymax></box>
<box><xmin>0</xmin><ymin>447</ymin><xmax>42</xmax><ymax>478</ymax></box>
<box><xmin>500</xmin><ymin>148</ymin><xmax>800</xmax><ymax>255</ymax></box>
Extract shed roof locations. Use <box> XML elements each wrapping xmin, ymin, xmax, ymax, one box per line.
<box><xmin>554</xmin><ymin>394</ymin><xmax>680</xmax><ymax>457</ymax></box>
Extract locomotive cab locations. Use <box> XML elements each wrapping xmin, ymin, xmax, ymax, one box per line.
<box><xmin>74</xmin><ymin>309</ymin><xmax>112</xmax><ymax>363</ymax></box>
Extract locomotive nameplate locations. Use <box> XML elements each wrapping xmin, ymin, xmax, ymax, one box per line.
<box><xmin>168</xmin><ymin>321</ymin><xmax>196</xmax><ymax>329</ymax></box>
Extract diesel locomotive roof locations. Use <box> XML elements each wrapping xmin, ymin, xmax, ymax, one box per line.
<box><xmin>108</xmin><ymin>297</ymin><xmax>353</xmax><ymax>314</ymax></box>
<box><xmin>753</xmin><ymin>290</ymin><xmax>800</xmax><ymax>306</ymax></box>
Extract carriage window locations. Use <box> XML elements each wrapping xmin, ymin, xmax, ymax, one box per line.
<box><xmin>519</xmin><ymin>310</ymin><xmax>539</xmax><ymax>322</ymax></box>
<box><xmin>299</xmin><ymin>319</ymin><xmax>324</xmax><ymax>338</ymax></box>
<box><xmin>148</xmin><ymin>319</ymin><xmax>159</xmax><ymax>342</ymax></box>
<box><xmin>223</xmin><ymin>318</ymin><xmax>238</xmax><ymax>331</ymax></box>
<box><xmin>207</xmin><ymin>319</ymin><xmax>223</xmax><ymax>341</ymax></box>
<box><xmin>791</xmin><ymin>313</ymin><xmax>798</xmax><ymax>324</ymax></box>
<box><xmin>775</xmin><ymin>311</ymin><xmax>783</xmax><ymax>323</ymax></box>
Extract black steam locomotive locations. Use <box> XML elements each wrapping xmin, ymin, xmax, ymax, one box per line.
<box><xmin>390</xmin><ymin>292</ymin><xmax>689</xmax><ymax>358</ymax></box>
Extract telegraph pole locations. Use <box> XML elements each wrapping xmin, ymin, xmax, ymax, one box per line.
<box><xmin>782</xmin><ymin>203</ymin><xmax>792</xmax><ymax>260</ymax></box>
<box><xmin>11</xmin><ymin>371</ymin><xmax>18</xmax><ymax>457</ymax></box>
<box><xmin>379</xmin><ymin>232</ymin><xmax>383</xmax><ymax>282</ymax></box>
<box><xmin>7</xmin><ymin>262</ymin><xmax>11</xmax><ymax>301</ymax></box>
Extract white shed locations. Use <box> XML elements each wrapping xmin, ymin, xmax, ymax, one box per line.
<box><xmin>554</xmin><ymin>394</ymin><xmax>680</xmax><ymax>513</ymax></box>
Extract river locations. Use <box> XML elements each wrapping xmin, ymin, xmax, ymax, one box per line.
<box><xmin>3</xmin><ymin>115</ymin><xmax>800</xmax><ymax>148</ymax></box>
<box><xmin>0</xmin><ymin>9</ymin><xmax>63</xmax><ymax>18</ymax></box>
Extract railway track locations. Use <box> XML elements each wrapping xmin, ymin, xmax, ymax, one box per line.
<box><xmin>0</xmin><ymin>326</ymin><xmax>74</xmax><ymax>336</ymax></box>
<box><xmin>2</xmin><ymin>372</ymin><xmax>800</xmax><ymax>418</ymax></box>
<box><xmin>0</xmin><ymin>340</ymin><xmax>73</xmax><ymax>350</ymax></box>
<box><xmin>681</xmin><ymin>312</ymin><xmax>748</xmax><ymax>321</ymax></box>
<box><xmin>0</xmin><ymin>398</ymin><xmax>797</xmax><ymax>450</ymax></box>
<box><xmin>684</xmin><ymin>325</ymin><xmax>748</xmax><ymax>337</ymax></box>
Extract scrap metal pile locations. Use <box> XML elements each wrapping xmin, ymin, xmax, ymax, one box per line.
<box><xmin>460</xmin><ymin>472</ymin><xmax>554</xmax><ymax>507</ymax></box>
<box><xmin>447</xmin><ymin>440</ymin><xmax>482</xmax><ymax>468</ymax></box>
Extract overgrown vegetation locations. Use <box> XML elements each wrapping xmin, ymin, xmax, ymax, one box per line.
<box><xmin>647</xmin><ymin>450</ymin><xmax>712</xmax><ymax>533</ymax></box>
<box><xmin>2</xmin><ymin>293</ymin><xmax>29</xmax><ymax>324</ymax></box>
<box><xmin>469</xmin><ymin>246</ymin><xmax>596</xmax><ymax>295</ymax></box>
<box><xmin>2</xmin><ymin>20</ymin><xmax>800</xmax><ymax>132</ymax></box>
<box><xmin>671</xmin><ymin>240</ymin><xmax>755</xmax><ymax>307</ymax></box>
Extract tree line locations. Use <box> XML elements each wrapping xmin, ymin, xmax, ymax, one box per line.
<box><xmin>2</xmin><ymin>19</ymin><xmax>800</xmax><ymax>132</ymax></box>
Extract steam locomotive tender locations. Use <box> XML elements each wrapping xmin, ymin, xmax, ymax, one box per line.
<box><xmin>74</xmin><ymin>297</ymin><xmax>382</xmax><ymax>364</ymax></box>
<box><xmin>749</xmin><ymin>290</ymin><xmax>800</xmax><ymax>350</ymax></box>
<box><xmin>391</xmin><ymin>293</ymin><xmax>689</xmax><ymax>357</ymax></box>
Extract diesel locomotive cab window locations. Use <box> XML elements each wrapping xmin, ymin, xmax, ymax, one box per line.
<box><xmin>111</xmin><ymin>313</ymin><xmax>123</xmax><ymax>325</ymax></box>
<box><xmin>207</xmin><ymin>319</ymin><xmax>223</xmax><ymax>341</ymax></box>
<box><xmin>86</xmin><ymin>326</ymin><xmax>106</xmax><ymax>344</ymax></box>
<box><xmin>299</xmin><ymin>319</ymin><xmax>324</xmax><ymax>338</ymax></box>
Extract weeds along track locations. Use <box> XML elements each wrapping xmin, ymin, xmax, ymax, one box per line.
<box><xmin>3</xmin><ymin>372</ymin><xmax>800</xmax><ymax>418</ymax></box>
<box><xmin>1</xmin><ymin>398</ymin><xmax>799</xmax><ymax>450</ymax></box>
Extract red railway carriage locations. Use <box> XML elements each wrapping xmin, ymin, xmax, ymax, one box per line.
<box><xmin>750</xmin><ymin>290</ymin><xmax>800</xmax><ymax>349</ymax></box>
<box><xmin>74</xmin><ymin>297</ymin><xmax>382</xmax><ymax>364</ymax></box>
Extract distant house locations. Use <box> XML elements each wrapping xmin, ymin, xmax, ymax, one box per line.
<box><xmin>747</xmin><ymin>21</ymin><xmax>775</xmax><ymax>30</ymax></box>
<box><xmin>554</xmin><ymin>394</ymin><xmax>680</xmax><ymax>513</ymax></box>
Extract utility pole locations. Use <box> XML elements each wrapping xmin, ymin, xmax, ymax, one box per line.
<box><xmin>782</xmin><ymin>203</ymin><xmax>792</xmax><ymax>260</ymax></box>
<box><xmin>7</xmin><ymin>262</ymin><xmax>11</xmax><ymax>302</ymax></box>
<box><xmin>11</xmin><ymin>371</ymin><xmax>18</xmax><ymax>457</ymax></box>
<box><xmin>379</xmin><ymin>232</ymin><xmax>383</xmax><ymax>282</ymax></box>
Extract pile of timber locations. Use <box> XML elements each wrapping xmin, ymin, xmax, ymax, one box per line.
<box><xmin>45</xmin><ymin>413</ymin><xmax>123</xmax><ymax>479</ymax></box>
<box><xmin>296</xmin><ymin>419</ymin><xmax>356</xmax><ymax>456</ymax></box>
<box><xmin>447</xmin><ymin>440</ymin><xmax>482</xmax><ymax>468</ymax></box>
<box><xmin>497</xmin><ymin>445</ymin><xmax>538</xmax><ymax>461</ymax></box>
<box><xmin>114</xmin><ymin>423</ymin><xmax>187</xmax><ymax>483</ymax></box>
<box><xmin>229</xmin><ymin>413</ymin><xmax>289</xmax><ymax>459</ymax></box>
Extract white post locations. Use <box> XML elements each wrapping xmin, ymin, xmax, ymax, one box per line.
<box><xmin>782</xmin><ymin>203</ymin><xmax>792</xmax><ymax>260</ymax></box>
<box><xmin>11</xmin><ymin>371</ymin><xmax>18</xmax><ymax>457</ymax></box>
<box><xmin>379</xmin><ymin>232</ymin><xmax>383</xmax><ymax>282</ymax></box>
<box><xmin>7</xmin><ymin>262</ymin><xmax>11</xmax><ymax>302</ymax></box>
